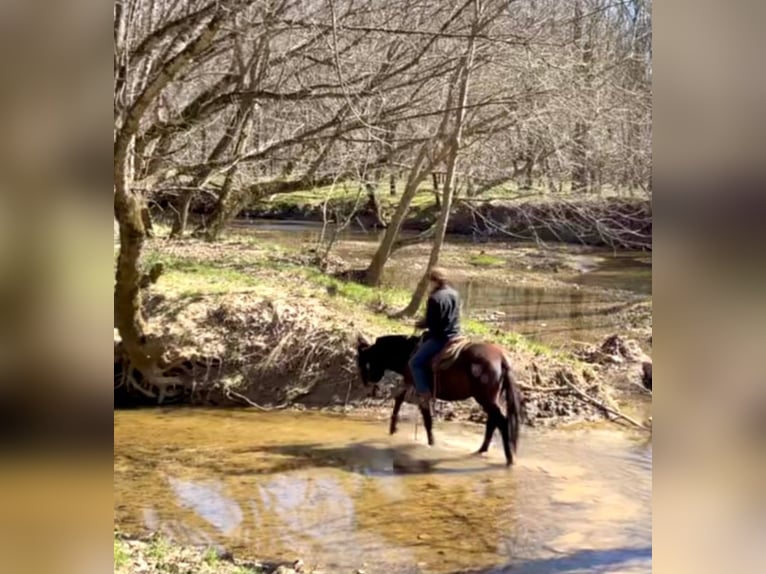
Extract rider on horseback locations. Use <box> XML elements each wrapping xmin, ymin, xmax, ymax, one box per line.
<box><xmin>410</xmin><ymin>267</ymin><xmax>461</xmax><ymax>406</ymax></box>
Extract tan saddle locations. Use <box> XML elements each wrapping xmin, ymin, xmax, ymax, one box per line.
<box><xmin>430</xmin><ymin>336</ymin><xmax>473</xmax><ymax>372</ymax></box>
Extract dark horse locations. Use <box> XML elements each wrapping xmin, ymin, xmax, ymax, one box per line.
<box><xmin>356</xmin><ymin>334</ymin><xmax>522</xmax><ymax>465</ymax></box>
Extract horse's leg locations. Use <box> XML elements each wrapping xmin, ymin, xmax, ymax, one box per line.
<box><xmin>390</xmin><ymin>388</ymin><xmax>407</xmax><ymax>435</ymax></box>
<box><xmin>474</xmin><ymin>392</ymin><xmax>509</xmax><ymax>461</ymax></box>
<box><xmin>418</xmin><ymin>403</ymin><xmax>435</xmax><ymax>446</ymax></box>
<box><xmin>476</xmin><ymin>415</ymin><xmax>496</xmax><ymax>454</ymax></box>
<box><xmin>486</xmin><ymin>403</ymin><xmax>512</xmax><ymax>466</ymax></box>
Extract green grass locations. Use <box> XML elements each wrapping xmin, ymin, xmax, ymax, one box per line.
<box><xmin>145</xmin><ymin>255</ymin><xmax>262</xmax><ymax>298</ymax></box>
<box><xmin>203</xmin><ymin>547</ymin><xmax>220</xmax><ymax>565</ymax></box>
<box><xmin>468</xmin><ymin>253</ymin><xmax>505</xmax><ymax>267</ymax></box>
<box><xmin>146</xmin><ymin>536</ymin><xmax>172</xmax><ymax>562</ymax></box>
<box><xmin>114</xmin><ymin>538</ymin><xmax>129</xmax><ymax>569</ymax></box>
<box><xmin>255</xmin><ymin>178</ymin><xmax>438</xmax><ymax>213</ymax></box>
<box><xmin>140</xmin><ymin>237</ymin><xmax>573</xmax><ymax>360</ymax></box>
<box><xmin>113</xmin><ymin>533</ymin><xmax>267</xmax><ymax>574</ymax></box>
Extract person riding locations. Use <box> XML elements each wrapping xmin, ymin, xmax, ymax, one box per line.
<box><xmin>409</xmin><ymin>267</ymin><xmax>461</xmax><ymax>406</ymax></box>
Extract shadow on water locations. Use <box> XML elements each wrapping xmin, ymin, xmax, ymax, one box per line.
<box><xmin>115</xmin><ymin>410</ymin><xmax>651</xmax><ymax>574</ymax></box>
<box><xmin>450</xmin><ymin>546</ymin><xmax>652</xmax><ymax>574</ymax></box>
<box><xmin>232</xmin><ymin>440</ymin><xmax>511</xmax><ymax>477</ymax></box>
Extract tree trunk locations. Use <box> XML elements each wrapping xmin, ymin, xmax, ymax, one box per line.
<box><xmin>571</xmin><ymin>0</ymin><xmax>593</xmax><ymax>194</ymax></box>
<box><xmin>363</xmin><ymin>61</ymin><xmax>464</xmax><ymax>286</ymax></box>
<box><xmin>169</xmin><ymin>191</ymin><xmax>194</xmax><ymax>238</ymax></box>
<box><xmin>522</xmin><ymin>156</ymin><xmax>534</xmax><ymax>191</ymax></box>
<box><xmin>431</xmin><ymin>172</ymin><xmax>442</xmax><ymax>209</ymax></box>
<box><xmin>114</xmin><ymin>138</ymin><xmax>158</xmax><ymax>374</ymax></box>
<box><xmin>205</xmin><ymin>168</ymin><xmax>239</xmax><ymax>241</ymax></box>
<box><xmin>363</xmin><ymin>151</ymin><xmax>432</xmax><ymax>286</ymax></box>
<box><xmin>389</xmin><ymin>172</ymin><xmax>397</xmax><ymax>196</ymax></box>
<box><xmin>140</xmin><ymin>205</ymin><xmax>155</xmax><ymax>238</ymax></box>
<box><xmin>365</xmin><ymin>183</ymin><xmax>387</xmax><ymax>228</ymax></box>
<box><xmin>204</xmin><ymin>100</ymin><xmax>253</xmax><ymax>241</ymax></box>
<box><xmin>399</xmin><ymin>31</ymin><xmax>476</xmax><ymax>316</ymax></box>
<box><xmin>571</xmin><ymin>122</ymin><xmax>589</xmax><ymax>193</ymax></box>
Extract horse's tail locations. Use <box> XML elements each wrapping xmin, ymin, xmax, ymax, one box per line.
<box><xmin>502</xmin><ymin>355</ymin><xmax>521</xmax><ymax>455</ymax></box>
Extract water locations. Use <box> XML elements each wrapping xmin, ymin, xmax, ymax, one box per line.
<box><xmin>451</xmin><ymin>281</ymin><xmax>645</xmax><ymax>349</ymax></box>
<box><xmin>229</xmin><ymin>219</ymin><xmax>652</xmax><ymax>349</ymax></box>
<box><xmin>114</xmin><ymin>409</ymin><xmax>651</xmax><ymax>573</ymax></box>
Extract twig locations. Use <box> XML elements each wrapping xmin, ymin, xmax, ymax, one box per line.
<box><xmin>556</xmin><ymin>371</ymin><xmax>649</xmax><ymax>430</ymax></box>
<box><xmin>343</xmin><ymin>376</ymin><xmax>353</xmax><ymax>413</ymax></box>
<box><xmin>517</xmin><ymin>383</ymin><xmax>568</xmax><ymax>393</ymax></box>
<box><xmin>224</xmin><ymin>388</ymin><xmax>289</xmax><ymax>411</ymax></box>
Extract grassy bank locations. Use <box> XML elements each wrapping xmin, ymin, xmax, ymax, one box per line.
<box><xmin>142</xmin><ymin>235</ymin><xmax>556</xmax><ymax>358</ymax></box>
<box><xmin>115</xmin><ymin>532</ymin><xmax>305</xmax><ymax>574</ymax></box>
<box><xmin>114</xmin><ymin>232</ymin><xmax>650</xmax><ymax>427</ymax></box>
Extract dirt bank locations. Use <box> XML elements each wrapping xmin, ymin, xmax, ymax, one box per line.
<box><xmin>235</xmin><ymin>196</ymin><xmax>651</xmax><ymax>250</ymax></box>
<box><xmin>114</xmin><ymin>238</ymin><xmax>651</xmax><ymax>429</ymax></box>
<box><xmin>157</xmin><ymin>191</ymin><xmax>650</xmax><ymax>250</ymax></box>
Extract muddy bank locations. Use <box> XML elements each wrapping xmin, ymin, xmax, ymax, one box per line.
<box><xmin>447</xmin><ymin>198</ymin><xmax>652</xmax><ymax>249</ymax></box>
<box><xmin>158</xmin><ymin>191</ymin><xmax>651</xmax><ymax>250</ymax></box>
<box><xmin>115</xmin><ymin>243</ymin><xmax>651</xmax><ymax>428</ymax></box>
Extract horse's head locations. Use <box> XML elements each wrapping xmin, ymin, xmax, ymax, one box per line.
<box><xmin>356</xmin><ymin>334</ymin><xmax>386</xmax><ymax>385</ymax></box>
<box><xmin>356</xmin><ymin>333</ymin><xmax>420</xmax><ymax>386</ymax></box>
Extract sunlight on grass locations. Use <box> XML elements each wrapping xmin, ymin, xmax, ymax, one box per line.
<box><xmin>114</xmin><ymin>539</ymin><xmax>129</xmax><ymax>570</ymax></box>
<box><xmin>203</xmin><ymin>547</ymin><xmax>219</xmax><ymax>565</ymax></box>
<box><xmin>468</xmin><ymin>253</ymin><xmax>505</xmax><ymax>267</ymax></box>
<box><xmin>257</xmin><ymin>178</ymin><xmax>438</xmax><ymax>213</ymax></box>
<box><xmin>141</xmin><ymin>236</ymin><xmax>564</xmax><ymax>358</ymax></box>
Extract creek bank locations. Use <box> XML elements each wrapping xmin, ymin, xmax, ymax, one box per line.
<box><xmin>114</xmin><ymin>238</ymin><xmax>651</xmax><ymax>429</ymax></box>
<box><xmin>115</xmin><ymin>532</ymin><xmax>310</xmax><ymax>574</ymax></box>
<box><xmin>171</xmin><ymin>195</ymin><xmax>651</xmax><ymax>250</ymax></box>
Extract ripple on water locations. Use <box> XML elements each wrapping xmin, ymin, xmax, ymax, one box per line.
<box><xmin>114</xmin><ymin>409</ymin><xmax>651</xmax><ymax>574</ymax></box>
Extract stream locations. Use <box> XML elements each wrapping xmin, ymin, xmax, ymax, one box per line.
<box><xmin>114</xmin><ymin>409</ymin><xmax>651</xmax><ymax>574</ymax></box>
<box><xmin>115</xmin><ymin>221</ymin><xmax>652</xmax><ymax>572</ymax></box>
<box><xmin>230</xmin><ymin>219</ymin><xmax>652</xmax><ymax>351</ymax></box>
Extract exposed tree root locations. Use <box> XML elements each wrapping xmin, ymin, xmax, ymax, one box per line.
<box><xmin>114</xmin><ymin>342</ymin><xmax>224</xmax><ymax>405</ymax></box>
<box><xmin>555</xmin><ymin>370</ymin><xmax>649</xmax><ymax>430</ymax></box>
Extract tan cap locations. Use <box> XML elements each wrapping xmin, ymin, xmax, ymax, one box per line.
<box><xmin>428</xmin><ymin>267</ymin><xmax>448</xmax><ymax>285</ymax></box>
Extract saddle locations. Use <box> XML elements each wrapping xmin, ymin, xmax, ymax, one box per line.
<box><xmin>431</xmin><ymin>336</ymin><xmax>472</xmax><ymax>372</ymax></box>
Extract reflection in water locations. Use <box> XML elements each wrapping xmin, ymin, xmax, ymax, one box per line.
<box><xmin>454</xmin><ymin>279</ymin><xmax>641</xmax><ymax>348</ymax></box>
<box><xmin>115</xmin><ymin>410</ymin><xmax>651</xmax><ymax>574</ymax></box>
<box><xmin>167</xmin><ymin>477</ymin><xmax>243</xmax><ymax>536</ymax></box>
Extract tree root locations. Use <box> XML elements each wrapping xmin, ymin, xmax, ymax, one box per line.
<box><xmin>115</xmin><ymin>349</ymin><xmax>224</xmax><ymax>405</ymax></box>
<box><xmin>555</xmin><ymin>370</ymin><xmax>649</xmax><ymax>430</ymax></box>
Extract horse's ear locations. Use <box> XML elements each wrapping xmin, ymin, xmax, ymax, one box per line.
<box><xmin>356</xmin><ymin>333</ymin><xmax>371</xmax><ymax>350</ymax></box>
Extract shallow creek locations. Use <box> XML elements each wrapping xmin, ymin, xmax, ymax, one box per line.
<box><xmin>229</xmin><ymin>219</ymin><xmax>651</xmax><ymax>350</ymax></box>
<box><xmin>114</xmin><ymin>409</ymin><xmax>651</xmax><ymax>573</ymax></box>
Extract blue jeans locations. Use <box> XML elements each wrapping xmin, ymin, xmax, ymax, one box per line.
<box><xmin>409</xmin><ymin>338</ymin><xmax>445</xmax><ymax>394</ymax></box>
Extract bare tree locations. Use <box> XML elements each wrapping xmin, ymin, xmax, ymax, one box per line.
<box><xmin>398</xmin><ymin>0</ymin><xmax>484</xmax><ymax>316</ymax></box>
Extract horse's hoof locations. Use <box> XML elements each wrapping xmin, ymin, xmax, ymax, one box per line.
<box><xmin>389</xmin><ymin>425</ymin><xmax>397</xmax><ymax>435</ymax></box>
